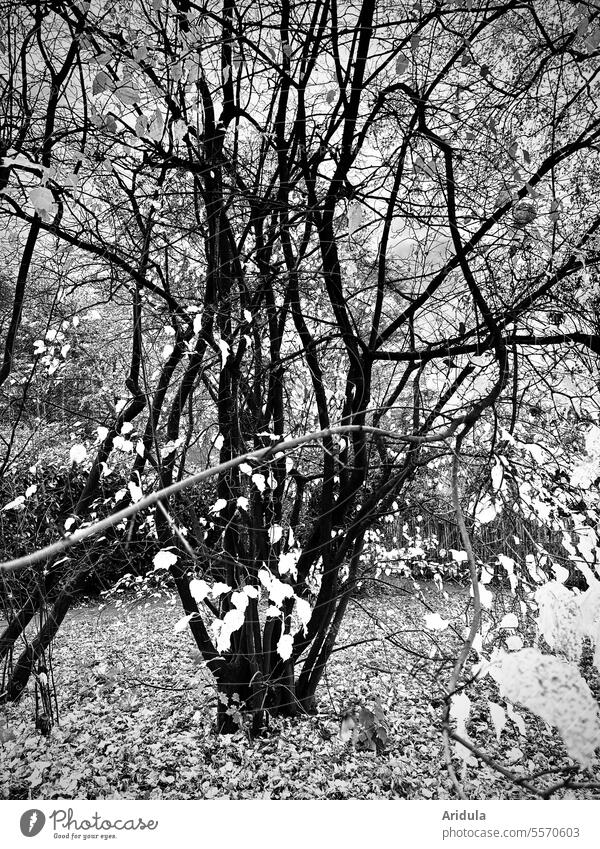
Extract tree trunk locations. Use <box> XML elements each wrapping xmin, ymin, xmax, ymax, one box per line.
<box><xmin>1</xmin><ymin>589</ymin><xmax>73</xmax><ymax>703</ymax></box>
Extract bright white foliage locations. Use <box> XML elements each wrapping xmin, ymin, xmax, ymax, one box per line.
<box><xmin>251</xmin><ymin>473</ymin><xmax>266</xmax><ymax>492</ymax></box>
<box><xmin>535</xmin><ymin>582</ymin><xmax>583</xmax><ymax>662</ymax></box>
<box><xmin>534</xmin><ymin>581</ymin><xmax>600</xmax><ymax>669</ymax></box>
<box><xmin>208</xmin><ymin>498</ymin><xmax>227</xmax><ymax>514</ymax></box>
<box><xmin>499</xmin><ymin>613</ymin><xmax>519</xmax><ymax>629</ymax></box>
<box><xmin>424</xmin><ymin>612</ymin><xmax>449</xmax><ymax>631</ymax></box>
<box><xmin>69</xmin><ymin>443</ymin><xmax>87</xmax><ymax>465</ymax></box>
<box><xmin>152</xmin><ymin>549</ymin><xmax>178</xmax><ymax>570</ymax></box>
<box><xmin>450</xmin><ymin>692</ymin><xmax>475</xmax><ymax>765</ymax></box>
<box><xmin>278</xmin><ymin>550</ymin><xmax>299</xmax><ymax>578</ymax></box>
<box><xmin>492</xmin><ymin>648</ymin><xmax>600</xmax><ymax>766</ymax></box>
<box><xmin>488</xmin><ymin>702</ymin><xmax>507</xmax><ymax>741</ymax></box>
<box><xmin>268</xmin><ymin>524</ymin><xmax>283</xmax><ymax>544</ymax></box>
<box><xmin>277</xmin><ymin>633</ymin><xmax>294</xmax><ymax>661</ymax></box>
<box><xmin>210</xmin><ymin>582</ymin><xmax>231</xmax><ymax>598</ymax></box>
<box><xmin>189</xmin><ymin>579</ymin><xmax>210</xmax><ymax>603</ymax></box>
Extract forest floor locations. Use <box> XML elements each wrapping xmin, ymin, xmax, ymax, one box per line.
<box><xmin>1</xmin><ymin>580</ymin><xmax>599</xmax><ymax>800</ymax></box>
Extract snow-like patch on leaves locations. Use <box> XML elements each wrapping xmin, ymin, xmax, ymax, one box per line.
<box><xmin>491</xmin><ymin>648</ymin><xmax>600</xmax><ymax>766</ymax></box>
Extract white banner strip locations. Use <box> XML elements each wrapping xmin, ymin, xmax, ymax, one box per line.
<box><xmin>0</xmin><ymin>800</ymin><xmax>599</xmax><ymax>848</ymax></box>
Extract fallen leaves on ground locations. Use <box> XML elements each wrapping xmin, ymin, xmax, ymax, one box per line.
<box><xmin>1</xmin><ymin>583</ymin><xmax>598</xmax><ymax>799</ymax></box>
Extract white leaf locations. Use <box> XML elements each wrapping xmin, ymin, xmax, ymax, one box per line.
<box><xmin>295</xmin><ymin>597</ymin><xmax>312</xmax><ymax>633</ymax></box>
<box><xmin>276</xmin><ymin>633</ymin><xmax>294</xmax><ymax>661</ymax></box>
<box><xmin>450</xmin><ymin>549</ymin><xmax>468</xmax><ymax>562</ymax></box>
<box><xmin>30</xmin><ymin>186</ymin><xmax>56</xmax><ymax>217</ymax></box>
<box><xmin>450</xmin><ymin>692</ymin><xmax>471</xmax><ymax>739</ymax></box>
<box><xmin>174</xmin><ymin>614</ymin><xmax>194</xmax><ymax>633</ymax></box>
<box><xmin>25</xmin><ymin>484</ymin><xmax>38</xmax><ymax>498</ymax></box>
<box><xmin>239</xmin><ymin>462</ymin><xmax>253</xmax><ymax>476</ymax></box>
<box><xmin>189</xmin><ymin>579</ymin><xmax>210</xmax><ymax>603</ymax></box>
<box><xmin>193</xmin><ymin>313</ymin><xmax>203</xmax><ymax>334</ymax></box>
<box><xmin>473</xmin><ymin>583</ymin><xmax>493</xmax><ymax>609</ymax></box>
<box><xmin>243</xmin><ymin>585</ymin><xmax>259</xmax><ymax>599</ymax></box>
<box><xmin>506</xmin><ymin>635</ymin><xmax>524</xmax><ymax>651</ymax></box>
<box><xmin>552</xmin><ymin>563</ymin><xmax>570</xmax><ymax>584</ymax></box>
<box><xmin>97</xmin><ymin>426</ymin><xmax>109</xmax><ymax>441</ymax></box>
<box><xmin>69</xmin><ymin>443</ymin><xmax>87</xmax><ymax>465</ymax></box>
<box><xmin>214</xmin><ymin>433</ymin><xmax>224</xmax><ymax>450</ymax></box>
<box><xmin>2</xmin><ymin>496</ymin><xmax>25</xmax><ymax>511</ymax></box>
<box><xmin>475</xmin><ymin>496</ymin><xmax>499</xmax><ymax>525</ymax></box>
<box><xmin>278</xmin><ymin>550</ymin><xmax>299</xmax><ymax>578</ymax></box>
<box><xmin>268</xmin><ymin>524</ymin><xmax>283</xmax><ymax>544</ymax></box>
<box><xmin>491</xmin><ymin>460</ymin><xmax>504</xmax><ymax>492</ymax></box>
<box><xmin>231</xmin><ymin>591</ymin><xmax>249</xmax><ymax>612</ymax></box>
<box><xmin>494</xmin><ymin>648</ymin><xmax>600</xmax><ymax>765</ymax></box>
<box><xmin>506</xmin><ymin>702</ymin><xmax>526</xmax><ymax>735</ymax></box>
<box><xmin>252</xmin><ymin>473</ymin><xmax>266</xmax><ymax>493</ymax></box>
<box><xmin>236</xmin><ymin>496</ymin><xmax>249</xmax><ymax>511</ymax></box>
<box><xmin>268</xmin><ymin>577</ymin><xmax>294</xmax><ymax>606</ymax></box>
<box><xmin>209</xmin><ymin>498</ymin><xmax>228</xmax><ymax>514</ymax></box>
<box><xmin>424</xmin><ymin>612</ymin><xmax>449</xmax><ymax>631</ymax></box>
<box><xmin>258</xmin><ymin>569</ymin><xmax>272</xmax><ymax>589</ymax></box>
<box><xmin>148</xmin><ymin>108</ymin><xmax>164</xmax><ymax>141</ymax></box>
<box><xmin>488</xmin><ymin>702</ymin><xmax>506</xmax><ymax>741</ymax></box>
<box><xmin>348</xmin><ymin>201</ymin><xmax>362</xmax><ymax>236</ymax></box>
<box><xmin>340</xmin><ymin>712</ymin><xmax>356</xmax><ymax>743</ymax></box>
<box><xmin>211</xmin><ymin>582</ymin><xmax>231</xmax><ymax>598</ymax></box>
<box><xmin>218</xmin><ymin>339</ymin><xmax>230</xmax><ymax>365</ymax></box>
<box><xmin>499</xmin><ymin>613</ymin><xmax>518</xmax><ymax>629</ymax></box>
<box><xmin>128</xmin><ymin>481</ymin><xmax>143</xmax><ymax>503</ymax></box>
<box><xmin>171</xmin><ymin>119</ymin><xmax>188</xmax><ymax>142</ymax></box>
<box><xmin>135</xmin><ymin>114</ymin><xmax>149</xmax><ymax>138</ymax></box>
<box><xmin>115</xmin><ymin>85</ymin><xmax>140</xmax><ymax>106</ymax></box>
<box><xmin>153</xmin><ymin>549</ymin><xmax>178</xmax><ymax>570</ymax></box>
